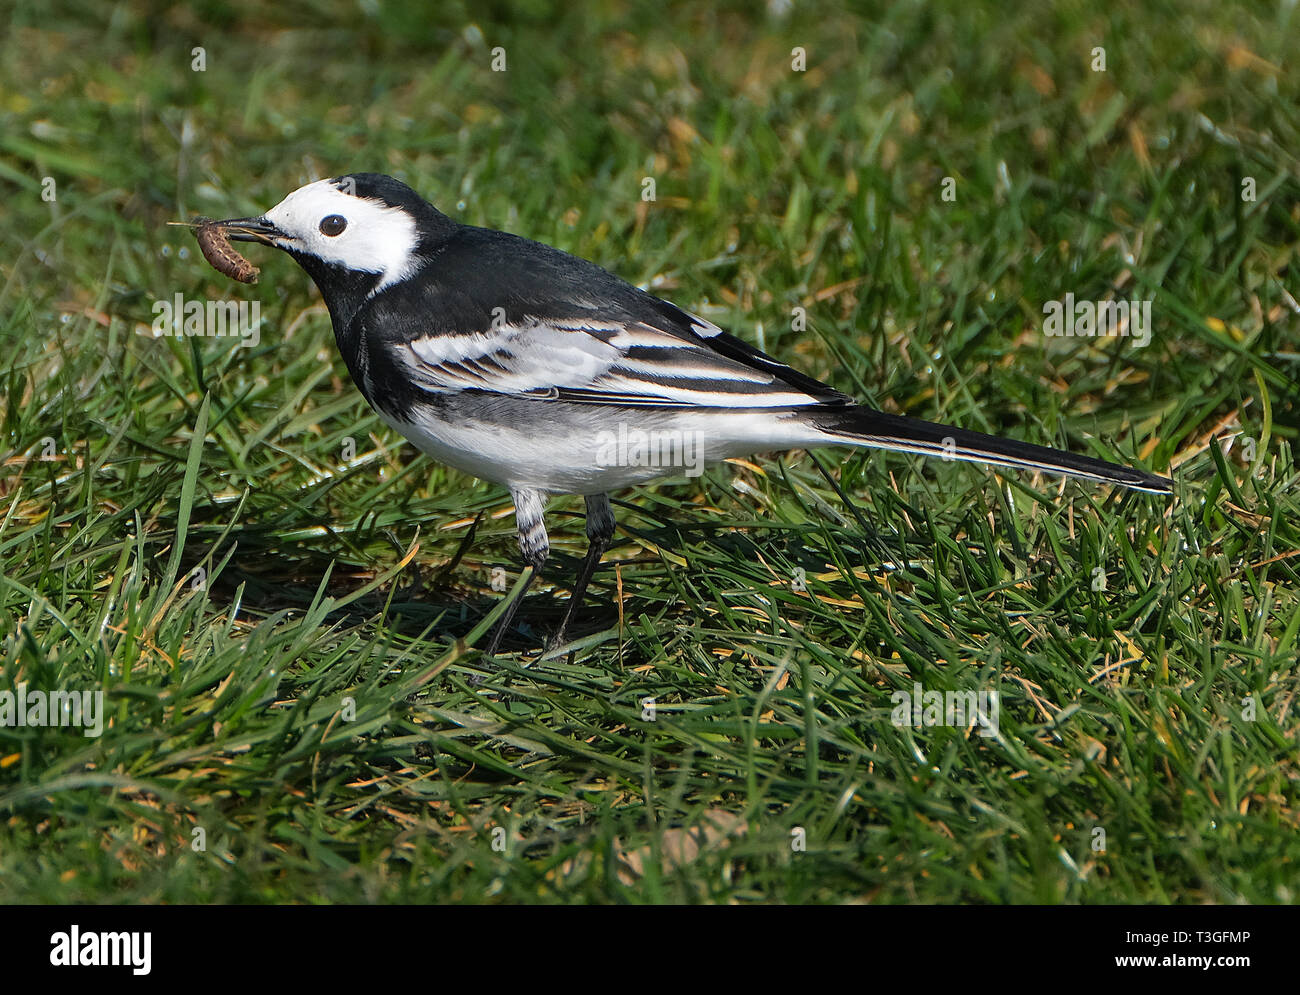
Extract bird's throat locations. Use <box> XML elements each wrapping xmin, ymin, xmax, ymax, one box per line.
<box><xmin>288</xmin><ymin>252</ymin><xmax>383</xmax><ymax>334</ymax></box>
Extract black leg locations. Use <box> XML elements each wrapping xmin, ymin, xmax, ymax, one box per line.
<box><xmin>485</xmin><ymin>487</ymin><xmax>549</xmax><ymax>656</ymax></box>
<box><xmin>548</xmin><ymin>493</ymin><xmax>615</xmax><ymax>651</ymax></box>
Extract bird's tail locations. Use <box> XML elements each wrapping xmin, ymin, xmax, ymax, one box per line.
<box><xmin>808</xmin><ymin>405</ymin><xmax>1172</xmax><ymax>494</ymax></box>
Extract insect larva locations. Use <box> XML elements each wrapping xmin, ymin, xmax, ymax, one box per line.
<box><xmin>194</xmin><ymin>220</ymin><xmax>259</xmax><ymax>284</ymax></box>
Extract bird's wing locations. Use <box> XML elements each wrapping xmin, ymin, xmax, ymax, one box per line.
<box><xmin>364</xmin><ymin>225</ymin><xmax>851</xmax><ymax>409</ymax></box>
<box><xmin>395</xmin><ymin>311</ymin><xmax>851</xmax><ymax>410</ymax></box>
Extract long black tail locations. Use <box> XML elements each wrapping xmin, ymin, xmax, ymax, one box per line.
<box><xmin>812</xmin><ymin>405</ymin><xmax>1172</xmax><ymax>494</ymax></box>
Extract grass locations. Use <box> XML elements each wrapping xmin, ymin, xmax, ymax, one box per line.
<box><xmin>1</xmin><ymin>0</ymin><xmax>1298</xmax><ymax>903</ymax></box>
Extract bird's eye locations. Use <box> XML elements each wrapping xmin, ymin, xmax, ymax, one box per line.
<box><xmin>319</xmin><ymin>215</ymin><xmax>347</xmax><ymax>237</ymax></box>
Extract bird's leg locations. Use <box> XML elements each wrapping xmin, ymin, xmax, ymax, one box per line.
<box><xmin>548</xmin><ymin>493</ymin><xmax>615</xmax><ymax>651</ymax></box>
<box><xmin>485</xmin><ymin>488</ymin><xmax>549</xmax><ymax>655</ymax></box>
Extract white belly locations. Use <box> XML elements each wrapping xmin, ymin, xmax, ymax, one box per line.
<box><xmin>376</xmin><ymin>396</ymin><xmax>827</xmax><ymax>496</ymax></box>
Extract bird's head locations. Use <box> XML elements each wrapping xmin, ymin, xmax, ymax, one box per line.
<box><xmin>211</xmin><ymin>173</ymin><xmax>457</xmax><ymax>318</ymax></box>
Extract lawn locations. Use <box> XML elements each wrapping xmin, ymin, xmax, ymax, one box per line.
<box><xmin>1</xmin><ymin>0</ymin><xmax>1297</xmax><ymax>903</ymax></box>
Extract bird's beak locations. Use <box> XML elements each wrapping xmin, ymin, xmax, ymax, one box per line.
<box><xmin>209</xmin><ymin>216</ymin><xmax>285</xmax><ymax>245</ymax></box>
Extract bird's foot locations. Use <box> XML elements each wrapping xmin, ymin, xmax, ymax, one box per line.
<box><xmin>541</xmin><ymin>624</ymin><xmax>582</xmax><ymax>664</ymax></box>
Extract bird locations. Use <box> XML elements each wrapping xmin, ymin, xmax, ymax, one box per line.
<box><xmin>203</xmin><ymin>172</ymin><xmax>1172</xmax><ymax>655</ymax></box>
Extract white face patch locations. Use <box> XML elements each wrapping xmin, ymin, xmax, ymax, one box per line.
<box><xmin>263</xmin><ymin>178</ymin><xmax>420</xmax><ymax>289</ymax></box>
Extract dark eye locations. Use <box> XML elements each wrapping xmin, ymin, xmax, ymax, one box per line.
<box><xmin>319</xmin><ymin>215</ymin><xmax>347</xmax><ymax>236</ymax></box>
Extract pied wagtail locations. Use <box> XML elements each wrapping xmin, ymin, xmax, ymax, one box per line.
<box><xmin>203</xmin><ymin>173</ymin><xmax>1172</xmax><ymax>653</ymax></box>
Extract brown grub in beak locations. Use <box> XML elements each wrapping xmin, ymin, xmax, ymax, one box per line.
<box><xmin>194</xmin><ymin>219</ymin><xmax>260</xmax><ymax>284</ymax></box>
